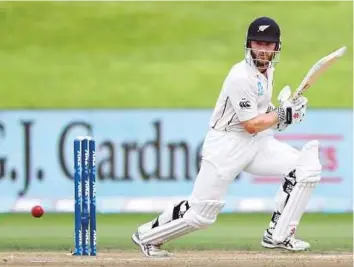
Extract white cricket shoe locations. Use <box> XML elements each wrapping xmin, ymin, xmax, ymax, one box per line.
<box><xmin>261</xmin><ymin>230</ymin><xmax>310</xmax><ymax>251</ymax></box>
<box><xmin>131</xmin><ymin>231</ymin><xmax>172</xmax><ymax>257</ymax></box>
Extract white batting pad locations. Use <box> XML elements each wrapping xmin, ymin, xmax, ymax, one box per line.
<box><xmin>296</xmin><ymin>140</ymin><xmax>322</xmax><ymax>183</ymax></box>
<box><xmin>288</xmin><ymin>183</ymin><xmax>316</xmax><ymax>228</ymax></box>
<box><xmin>139</xmin><ymin>218</ymin><xmax>195</xmax><ymax>245</ymax></box>
<box><xmin>272</xmin><ymin>182</ymin><xmax>316</xmax><ymax>243</ymax></box>
<box><xmin>185</xmin><ymin>200</ymin><xmax>225</xmax><ymax>227</ymax></box>
<box><xmin>139</xmin><ymin>200</ymin><xmax>224</xmax><ymax>245</ymax></box>
<box><xmin>271</xmin><ymin>140</ymin><xmax>322</xmax><ymax>243</ymax></box>
<box><xmin>274</xmin><ymin>174</ymin><xmax>296</xmax><ymax>213</ymax></box>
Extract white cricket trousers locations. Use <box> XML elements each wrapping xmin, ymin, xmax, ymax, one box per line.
<box><xmin>191</xmin><ymin>129</ymin><xmax>299</xmax><ymax>201</ymax></box>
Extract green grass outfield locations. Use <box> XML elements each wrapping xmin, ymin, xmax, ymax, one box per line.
<box><xmin>0</xmin><ymin>213</ymin><xmax>352</xmax><ymax>252</ymax></box>
<box><xmin>0</xmin><ymin>1</ymin><xmax>352</xmax><ymax>109</ymax></box>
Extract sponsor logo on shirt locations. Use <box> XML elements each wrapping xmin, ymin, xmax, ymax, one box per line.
<box><xmin>239</xmin><ymin>98</ymin><xmax>251</xmax><ymax>109</ymax></box>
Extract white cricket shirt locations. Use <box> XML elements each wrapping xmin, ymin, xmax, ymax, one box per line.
<box><xmin>209</xmin><ymin>60</ymin><xmax>274</xmax><ymax>132</ymax></box>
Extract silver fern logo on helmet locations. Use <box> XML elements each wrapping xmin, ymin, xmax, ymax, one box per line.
<box><xmin>258</xmin><ymin>25</ymin><xmax>270</xmax><ymax>32</ymax></box>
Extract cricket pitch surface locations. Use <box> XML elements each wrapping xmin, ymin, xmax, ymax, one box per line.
<box><xmin>0</xmin><ymin>251</ymin><xmax>352</xmax><ymax>267</ymax></box>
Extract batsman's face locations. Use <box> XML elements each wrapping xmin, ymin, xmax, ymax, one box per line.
<box><xmin>250</xmin><ymin>41</ymin><xmax>277</xmax><ymax>71</ymax></box>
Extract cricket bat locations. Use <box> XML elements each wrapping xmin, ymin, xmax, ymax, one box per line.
<box><xmin>291</xmin><ymin>46</ymin><xmax>347</xmax><ymax>102</ymax></box>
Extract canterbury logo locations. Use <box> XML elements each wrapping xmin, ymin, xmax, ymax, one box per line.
<box><xmin>239</xmin><ymin>99</ymin><xmax>251</xmax><ymax>109</ymax></box>
<box><xmin>258</xmin><ymin>25</ymin><xmax>270</xmax><ymax>32</ymax></box>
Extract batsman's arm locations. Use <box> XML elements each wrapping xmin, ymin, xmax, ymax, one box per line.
<box><xmin>241</xmin><ymin>112</ymin><xmax>279</xmax><ymax>134</ymax></box>
<box><xmin>266</xmin><ymin>103</ymin><xmax>288</xmax><ymax>132</ymax></box>
<box><xmin>242</xmin><ymin>96</ymin><xmax>308</xmax><ymax>134</ymax></box>
<box><xmin>227</xmin><ymin>77</ymin><xmax>280</xmax><ymax>135</ymax></box>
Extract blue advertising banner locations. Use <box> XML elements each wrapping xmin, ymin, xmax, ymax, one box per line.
<box><xmin>0</xmin><ymin>109</ymin><xmax>352</xmax><ymax>213</ymax></box>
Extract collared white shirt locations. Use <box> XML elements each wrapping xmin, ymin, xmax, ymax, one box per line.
<box><xmin>209</xmin><ymin>60</ymin><xmax>274</xmax><ymax>132</ymax></box>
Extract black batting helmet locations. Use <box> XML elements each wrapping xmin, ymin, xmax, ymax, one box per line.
<box><xmin>246</xmin><ymin>16</ymin><xmax>281</xmax><ymax>50</ymax></box>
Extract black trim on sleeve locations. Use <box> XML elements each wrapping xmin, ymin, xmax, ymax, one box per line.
<box><xmin>212</xmin><ymin>97</ymin><xmax>229</xmax><ymax>129</ymax></box>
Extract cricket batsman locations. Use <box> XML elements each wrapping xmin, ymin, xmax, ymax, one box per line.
<box><xmin>132</xmin><ymin>16</ymin><xmax>322</xmax><ymax>256</ymax></box>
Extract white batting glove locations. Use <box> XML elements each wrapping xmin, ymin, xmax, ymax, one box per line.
<box><xmin>292</xmin><ymin>96</ymin><xmax>308</xmax><ymax>122</ymax></box>
<box><xmin>266</xmin><ymin>103</ymin><xmax>287</xmax><ymax>131</ymax></box>
<box><xmin>275</xmin><ymin>86</ymin><xmax>308</xmax><ymax>126</ymax></box>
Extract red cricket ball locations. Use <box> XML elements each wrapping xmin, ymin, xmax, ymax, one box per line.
<box><xmin>31</xmin><ymin>205</ymin><xmax>44</xmax><ymax>218</ymax></box>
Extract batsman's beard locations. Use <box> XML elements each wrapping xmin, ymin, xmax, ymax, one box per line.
<box><xmin>251</xmin><ymin>50</ymin><xmax>273</xmax><ymax>71</ymax></box>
